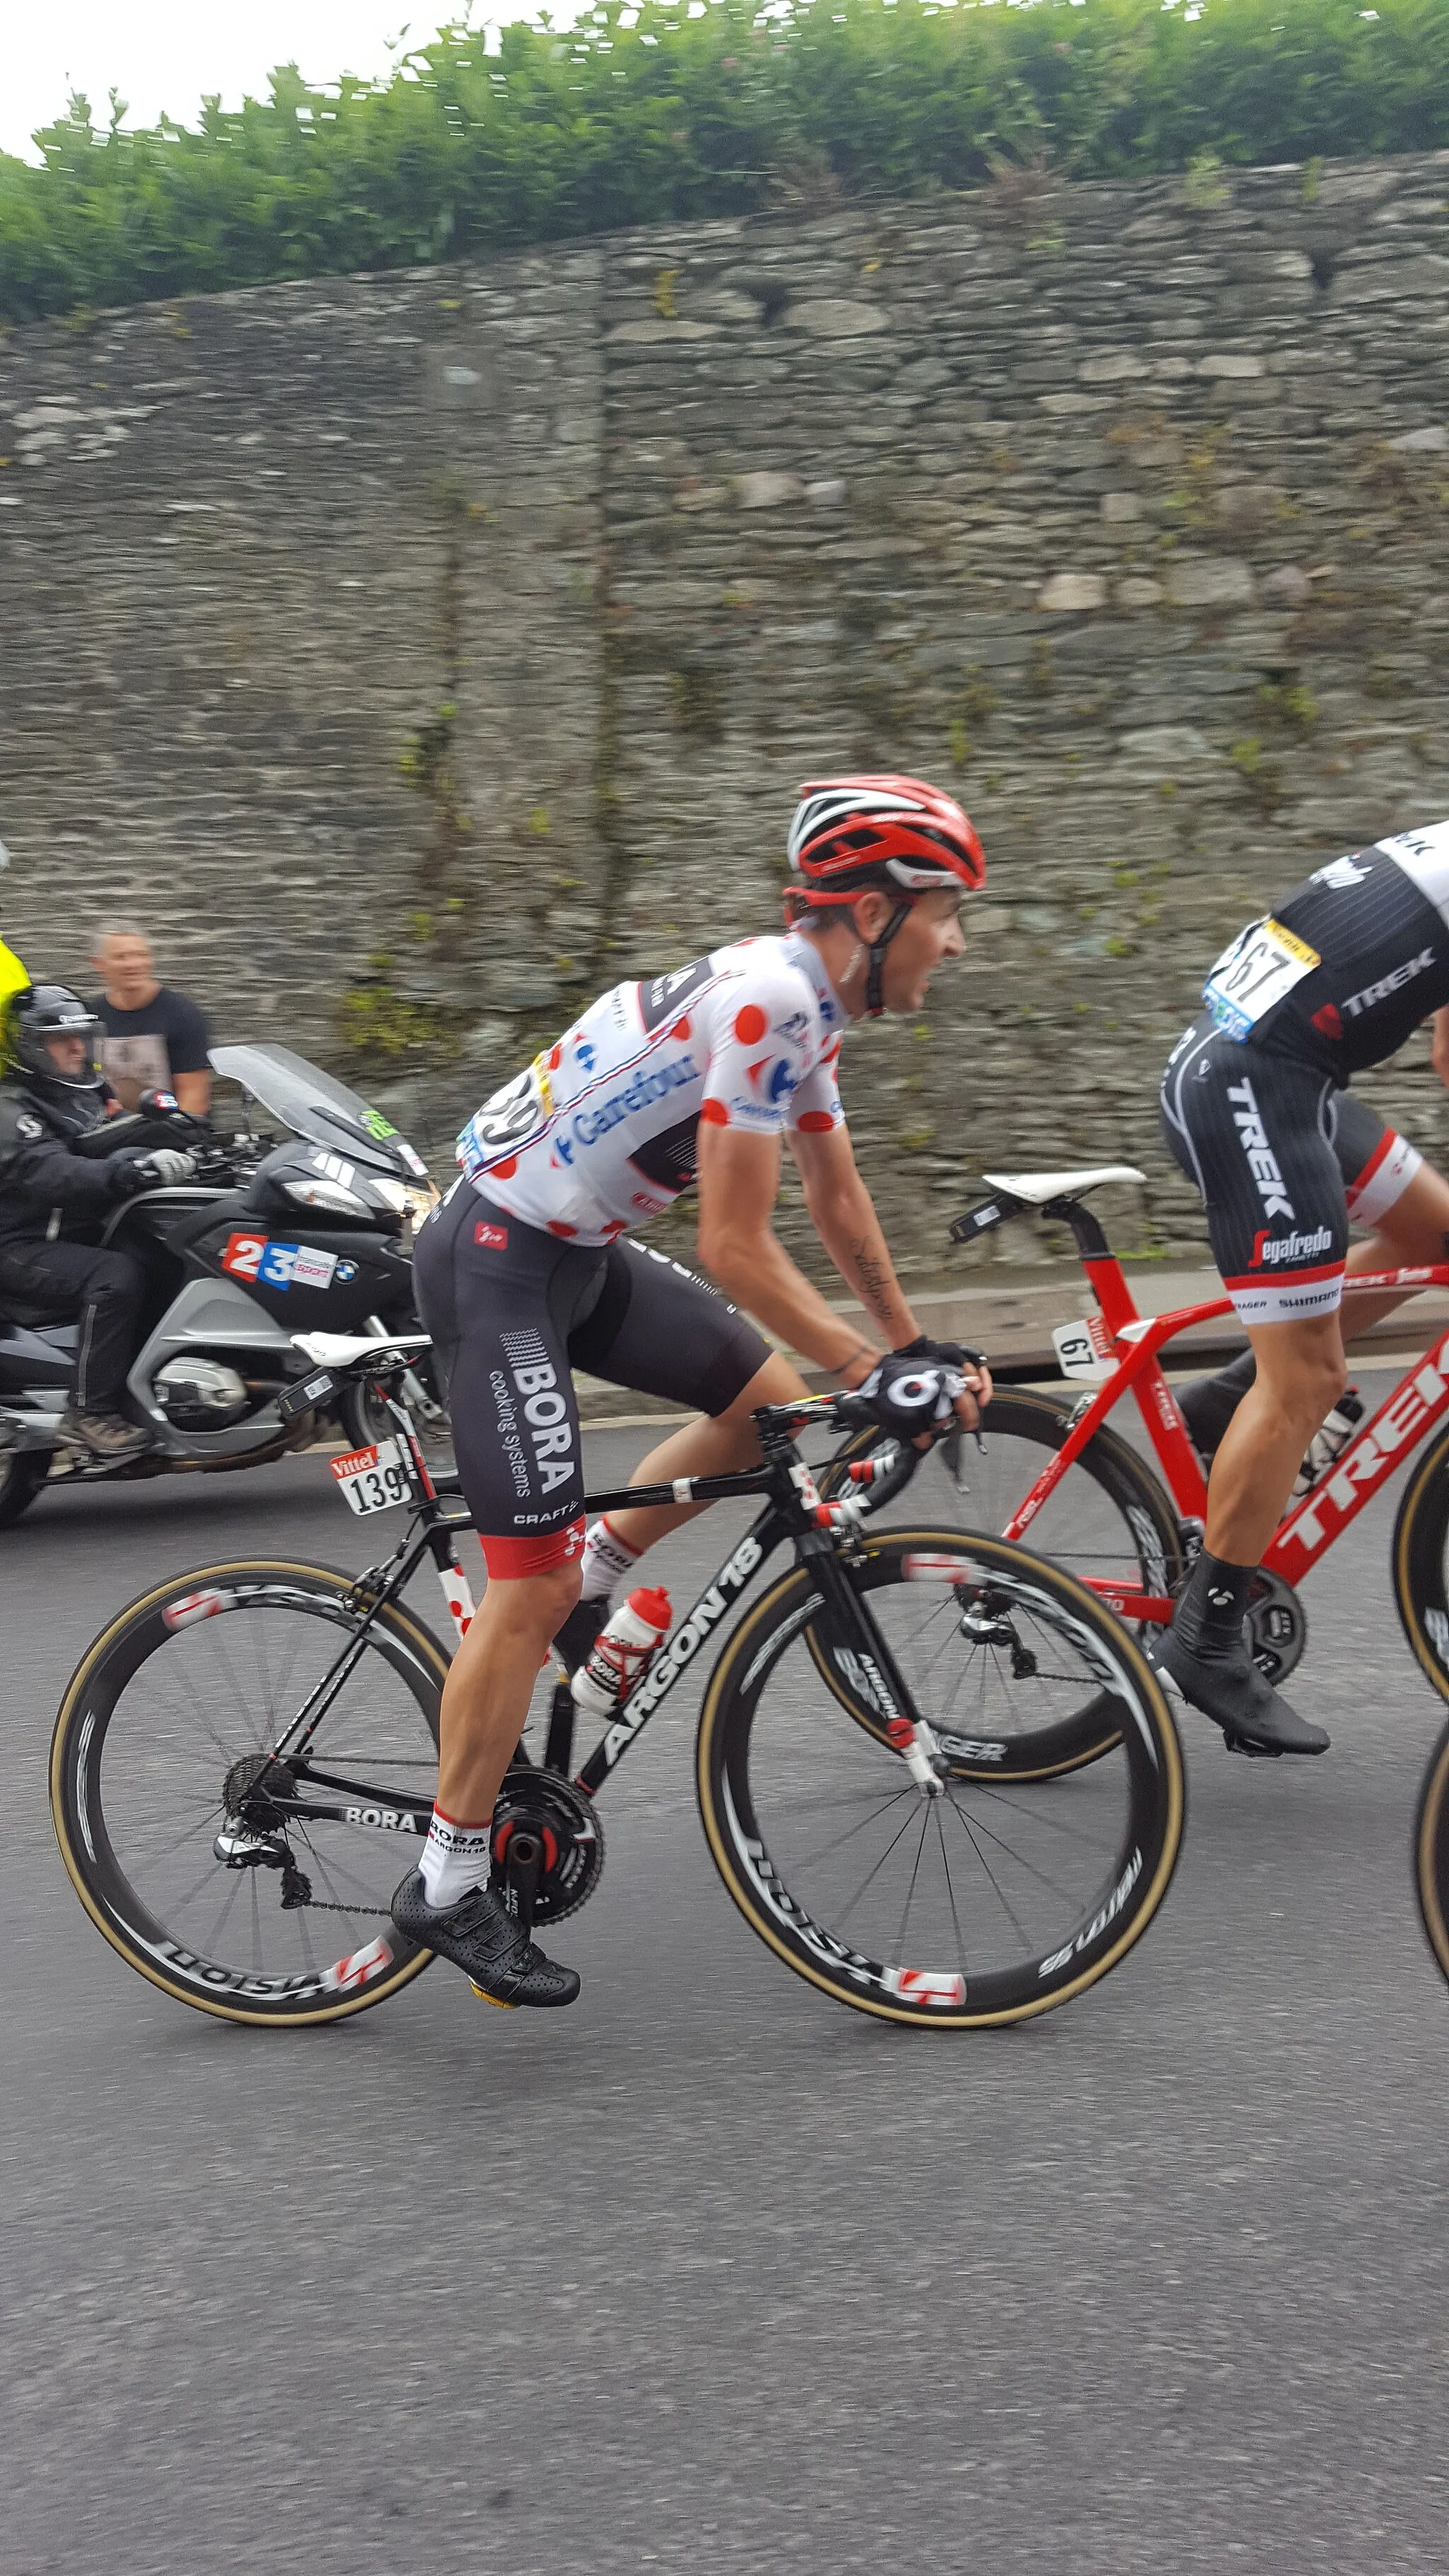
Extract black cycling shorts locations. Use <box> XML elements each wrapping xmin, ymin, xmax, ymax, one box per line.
<box><xmin>412</xmin><ymin>1180</ymin><xmax>770</xmax><ymax>1575</ymax></box>
<box><xmin>1160</xmin><ymin>1012</ymin><xmax>1421</xmax><ymax>1326</ymax></box>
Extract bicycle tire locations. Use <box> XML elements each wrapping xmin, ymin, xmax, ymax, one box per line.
<box><xmin>818</xmin><ymin>1392</ymin><xmax>1185</xmax><ymax>1777</ymax></box>
<box><xmin>695</xmin><ymin>1526</ymin><xmax>1184</xmax><ymax>2028</ymax></box>
<box><xmin>51</xmin><ymin>1558</ymin><xmax>449</xmax><ymax>2027</ymax></box>
<box><xmin>1392</xmin><ymin>1423</ymin><xmax>1449</xmax><ymax>1709</ymax></box>
<box><xmin>1414</xmin><ymin>1717</ymin><xmax>1449</xmax><ymax>1988</ymax></box>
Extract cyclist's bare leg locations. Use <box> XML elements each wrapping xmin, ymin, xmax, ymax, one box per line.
<box><xmin>434</xmin><ymin>1354</ymin><xmax>807</xmax><ymax>1820</ymax></box>
<box><xmin>1203</xmin><ymin>1312</ymin><xmax>1349</xmax><ymax>1565</ymax></box>
<box><xmin>1339</xmin><ymin>1161</ymin><xmax>1449</xmax><ymax>1338</ymax></box>
<box><xmin>436</xmin><ymin>1560</ymin><xmax>582</xmax><ymax>1826</ymax></box>
<box><xmin>599</xmin><ymin>1351</ymin><xmax>809</xmax><ymax>1556</ymax></box>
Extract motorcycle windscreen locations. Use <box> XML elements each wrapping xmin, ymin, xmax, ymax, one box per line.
<box><xmin>209</xmin><ymin>1043</ymin><xmax>426</xmax><ymax>1177</ymax></box>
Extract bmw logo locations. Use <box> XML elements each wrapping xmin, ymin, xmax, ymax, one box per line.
<box><xmin>335</xmin><ymin>1259</ymin><xmax>358</xmax><ymax>1283</ymax></box>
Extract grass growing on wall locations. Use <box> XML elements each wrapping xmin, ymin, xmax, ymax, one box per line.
<box><xmin>3</xmin><ymin>0</ymin><xmax>1448</xmax><ymax>325</ymax></box>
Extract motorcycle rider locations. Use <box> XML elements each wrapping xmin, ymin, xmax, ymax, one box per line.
<box><xmin>0</xmin><ymin>986</ymin><xmax>197</xmax><ymax>1461</ymax></box>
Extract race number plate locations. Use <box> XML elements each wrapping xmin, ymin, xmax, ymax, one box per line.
<box><xmin>1203</xmin><ymin>916</ymin><xmax>1319</xmax><ymax>1041</ymax></box>
<box><xmin>1051</xmin><ymin>1315</ymin><xmax>1116</xmax><ymax>1385</ymax></box>
<box><xmin>466</xmin><ymin>1055</ymin><xmax>551</xmax><ymax>1160</ymax></box>
<box><xmin>330</xmin><ymin>1438</ymin><xmax>410</xmax><ymax>1515</ymax></box>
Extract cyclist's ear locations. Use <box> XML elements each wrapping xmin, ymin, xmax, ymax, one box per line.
<box><xmin>848</xmin><ymin>889</ymin><xmax>894</xmax><ymax>942</ymax></box>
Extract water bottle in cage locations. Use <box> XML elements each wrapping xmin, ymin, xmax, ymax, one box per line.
<box><xmin>570</xmin><ymin>1586</ymin><xmax>673</xmax><ymax>1719</ymax></box>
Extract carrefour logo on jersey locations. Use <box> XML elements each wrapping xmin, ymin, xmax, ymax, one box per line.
<box><xmin>571</xmin><ymin>1054</ymin><xmax>698</xmax><ymax>1149</ymax></box>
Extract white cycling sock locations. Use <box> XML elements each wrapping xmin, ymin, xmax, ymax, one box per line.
<box><xmin>419</xmin><ymin>1808</ymin><xmax>492</xmax><ymax>1910</ymax></box>
<box><xmin>579</xmin><ymin>1515</ymin><xmax>640</xmax><ymax>1604</ymax></box>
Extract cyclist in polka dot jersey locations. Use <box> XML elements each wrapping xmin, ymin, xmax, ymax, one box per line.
<box><xmin>397</xmin><ymin>778</ymin><xmax>991</xmax><ymax>2007</ymax></box>
<box><xmin>456</xmin><ymin>930</ymin><xmax>848</xmax><ymax>1244</ymax></box>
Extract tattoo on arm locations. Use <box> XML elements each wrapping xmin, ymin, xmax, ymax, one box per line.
<box><xmin>849</xmin><ymin>1237</ymin><xmax>897</xmax><ymax>1332</ymax></box>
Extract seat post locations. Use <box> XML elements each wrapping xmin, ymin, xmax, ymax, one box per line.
<box><xmin>1041</xmin><ymin>1195</ymin><xmax>1141</xmax><ymax>1334</ymax></box>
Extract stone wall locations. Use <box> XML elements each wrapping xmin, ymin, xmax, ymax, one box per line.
<box><xmin>3</xmin><ymin>151</ymin><xmax>1449</xmax><ymax>1283</ymax></box>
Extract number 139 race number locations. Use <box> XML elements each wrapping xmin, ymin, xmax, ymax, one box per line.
<box><xmin>330</xmin><ymin>1439</ymin><xmax>411</xmax><ymax>1515</ymax></box>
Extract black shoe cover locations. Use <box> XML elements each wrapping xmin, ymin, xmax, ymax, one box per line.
<box><xmin>551</xmin><ymin>1595</ymin><xmax>610</xmax><ymax>1679</ymax></box>
<box><xmin>391</xmin><ymin>1870</ymin><xmax>581</xmax><ymax>2007</ymax></box>
<box><xmin>1148</xmin><ymin>1632</ymin><xmax>1329</xmax><ymax>1757</ymax></box>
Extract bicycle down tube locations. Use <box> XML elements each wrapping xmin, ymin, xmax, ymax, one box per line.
<box><xmin>262</xmin><ymin>1418</ymin><xmax>923</xmax><ymax>1823</ymax></box>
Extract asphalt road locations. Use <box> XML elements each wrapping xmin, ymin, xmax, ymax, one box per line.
<box><xmin>6</xmin><ymin>1386</ymin><xmax>1449</xmax><ymax>2575</ymax></box>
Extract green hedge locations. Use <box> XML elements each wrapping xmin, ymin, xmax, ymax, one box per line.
<box><xmin>3</xmin><ymin>0</ymin><xmax>1448</xmax><ymax>325</ymax></box>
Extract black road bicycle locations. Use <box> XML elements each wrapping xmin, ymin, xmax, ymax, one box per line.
<box><xmin>51</xmin><ymin>1339</ymin><xmax>1184</xmax><ymax>2032</ymax></box>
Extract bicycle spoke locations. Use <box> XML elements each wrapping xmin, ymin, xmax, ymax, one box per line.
<box><xmin>890</xmin><ymin>1809</ymin><xmax>934</xmax><ymax>1967</ymax></box>
<box><xmin>940</xmin><ymin>1794</ymin><xmax>1037</xmax><ymax>1955</ymax></box>
<box><xmin>934</xmin><ymin>1802</ymin><xmax>969</xmax><ymax>1977</ymax></box>
<box><xmin>831</xmin><ymin>1801</ymin><xmax>933</xmax><ymax>1932</ymax></box>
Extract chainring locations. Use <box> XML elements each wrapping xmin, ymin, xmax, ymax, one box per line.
<box><xmin>491</xmin><ymin>1765</ymin><xmax>604</xmax><ymax>1924</ymax></box>
<box><xmin>1245</xmin><ymin>1569</ymin><xmax>1307</xmax><ymax>1686</ymax></box>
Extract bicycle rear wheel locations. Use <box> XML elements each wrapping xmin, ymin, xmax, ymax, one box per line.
<box><xmin>821</xmin><ymin>1392</ymin><xmax>1184</xmax><ymax>1777</ymax></box>
<box><xmin>824</xmin><ymin>1388</ymin><xmax>1184</xmax><ymax>1591</ymax></box>
<box><xmin>696</xmin><ymin>1527</ymin><xmax>1184</xmax><ymax>2027</ymax></box>
<box><xmin>51</xmin><ymin>1559</ymin><xmax>448</xmax><ymax>2025</ymax></box>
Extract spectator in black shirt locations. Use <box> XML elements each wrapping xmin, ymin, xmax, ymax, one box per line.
<box><xmin>91</xmin><ymin>923</ymin><xmax>211</xmax><ymax>1115</ymax></box>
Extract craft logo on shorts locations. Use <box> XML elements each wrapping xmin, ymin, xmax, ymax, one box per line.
<box><xmin>475</xmin><ymin>1220</ymin><xmax>509</xmax><ymax>1249</ymax></box>
<box><xmin>1249</xmin><ymin>1225</ymin><xmax>1334</xmax><ymax>1270</ymax></box>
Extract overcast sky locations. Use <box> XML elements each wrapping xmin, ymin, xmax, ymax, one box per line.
<box><xmin>1</xmin><ymin>4</ymin><xmax>513</xmax><ymax>163</ymax></box>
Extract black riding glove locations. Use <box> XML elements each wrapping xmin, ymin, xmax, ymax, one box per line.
<box><xmin>857</xmin><ymin>1337</ymin><xmax>986</xmax><ymax>1440</ymax></box>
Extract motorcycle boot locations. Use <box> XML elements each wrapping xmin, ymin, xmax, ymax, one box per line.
<box><xmin>59</xmin><ymin>1406</ymin><xmax>154</xmax><ymax>1462</ymax></box>
<box><xmin>391</xmin><ymin>1870</ymin><xmax>581</xmax><ymax>2009</ymax></box>
<box><xmin>1148</xmin><ymin>1549</ymin><xmax>1329</xmax><ymax>1757</ymax></box>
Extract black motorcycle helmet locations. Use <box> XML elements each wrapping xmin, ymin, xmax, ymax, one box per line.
<box><xmin>6</xmin><ymin>985</ymin><xmax>107</xmax><ymax>1097</ymax></box>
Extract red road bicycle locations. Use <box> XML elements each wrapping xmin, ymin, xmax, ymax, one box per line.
<box><xmin>824</xmin><ymin>1163</ymin><xmax>1449</xmax><ymax>1785</ymax></box>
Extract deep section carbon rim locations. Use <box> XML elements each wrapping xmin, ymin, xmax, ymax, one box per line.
<box><xmin>52</xmin><ymin>1560</ymin><xmax>447</xmax><ymax>2024</ymax></box>
<box><xmin>697</xmin><ymin>1527</ymin><xmax>1184</xmax><ymax>2026</ymax></box>
<box><xmin>1414</xmin><ymin>1720</ymin><xmax>1449</xmax><ymax>1988</ymax></box>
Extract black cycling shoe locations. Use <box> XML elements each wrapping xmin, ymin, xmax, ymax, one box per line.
<box><xmin>1148</xmin><ymin>1632</ymin><xmax>1330</xmax><ymax>1758</ymax></box>
<box><xmin>391</xmin><ymin>1870</ymin><xmax>582</xmax><ymax>2009</ymax></box>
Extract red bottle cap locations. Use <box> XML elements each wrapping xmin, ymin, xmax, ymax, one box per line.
<box><xmin>627</xmin><ymin>1586</ymin><xmax>673</xmax><ymax>1635</ymax></box>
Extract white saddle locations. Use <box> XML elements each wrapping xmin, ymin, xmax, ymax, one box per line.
<box><xmin>980</xmin><ymin>1165</ymin><xmax>1145</xmax><ymax>1206</ymax></box>
<box><xmin>291</xmin><ymin>1331</ymin><xmax>432</xmax><ymax>1368</ymax></box>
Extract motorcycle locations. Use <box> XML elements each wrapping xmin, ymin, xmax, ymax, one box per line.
<box><xmin>0</xmin><ymin>1044</ymin><xmax>449</xmax><ymax>1528</ymax></box>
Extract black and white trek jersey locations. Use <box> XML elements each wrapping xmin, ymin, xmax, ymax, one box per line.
<box><xmin>1235</xmin><ymin>820</ymin><xmax>1449</xmax><ymax>1076</ymax></box>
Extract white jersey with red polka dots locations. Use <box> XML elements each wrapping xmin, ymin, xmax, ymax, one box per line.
<box><xmin>457</xmin><ymin>932</ymin><xmax>846</xmax><ymax>1245</ymax></box>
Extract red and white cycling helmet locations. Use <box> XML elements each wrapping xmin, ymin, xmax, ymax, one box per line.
<box><xmin>787</xmin><ymin>774</ymin><xmax>986</xmax><ymax>905</ymax></box>
<box><xmin>785</xmin><ymin>775</ymin><xmax>985</xmax><ymax>1015</ymax></box>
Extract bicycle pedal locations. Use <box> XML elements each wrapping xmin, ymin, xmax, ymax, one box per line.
<box><xmin>468</xmin><ymin>1980</ymin><xmax>519</xmax><ymax>2009</ymax></box>
<box><xmin>1223</xmin><ymin>1731</ymin><xmax>1283</xmax><ymax>1760</ymax></box>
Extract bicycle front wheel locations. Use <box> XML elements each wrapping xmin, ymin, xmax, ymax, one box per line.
<box><xmin>51</xmin><ymin>1559</ymin><xmax>449</xmax><ymax>2026</ymax></box>
<box><xmin>696</xmin><ymin>1527</ymin><xmax>1184</xmax><ymax>2028</ymax></box>
<box><xmin>1414</xmin><ymin>1719</ymin><xmax>1449</xmax><ymax>1988</ymax></box>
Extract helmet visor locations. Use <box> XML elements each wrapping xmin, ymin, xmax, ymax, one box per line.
<box><xmin>16</xmin><ymin>1007</ymin><xmax>106</xmax><ymax>1090</ymax></box>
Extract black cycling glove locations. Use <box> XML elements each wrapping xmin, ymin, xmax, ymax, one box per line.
<box><xmin>857</xmin><ymin>1337</ymin><xmax>987</xmax><ymax>1440</ymax></box>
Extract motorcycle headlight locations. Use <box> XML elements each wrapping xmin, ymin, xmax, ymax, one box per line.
<box><xmin>369</xmin><ymin>1175</ymin><xmax>439</xmax><ymax>1231</ymax></box>
<box><xmin>284</xmin><ymin>1175</ymin><xmax>370</xmax><ymax>1217</ymax></box>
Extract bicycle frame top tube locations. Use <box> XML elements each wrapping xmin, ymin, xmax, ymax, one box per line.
<box><xmin>1003</xmin><ymin>1247</ymin><xmax>1449</xmax><ymax>1622</ymax></box>
<box><xmin>322</xmin><ymin>1383</ymin><xmax>879</xmax><ymax>1799</ymax></box>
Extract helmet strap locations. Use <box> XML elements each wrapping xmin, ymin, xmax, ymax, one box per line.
<box><xmin>863</xmin><ymin>901</ymin><xmax>912</xmax><ymax>1018</ymax></box>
